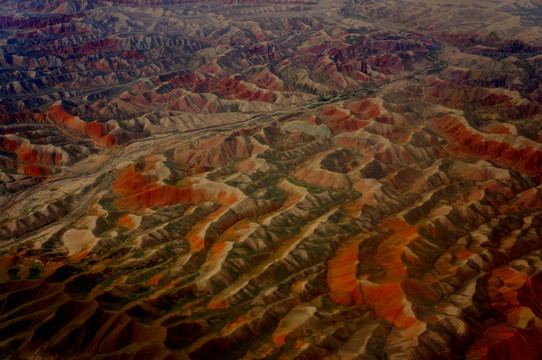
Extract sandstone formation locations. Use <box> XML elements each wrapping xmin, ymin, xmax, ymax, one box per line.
<box><xmin>0</xmin><ymin>0</ymin><xmax>542</xmax><ymax>359</ymax></box>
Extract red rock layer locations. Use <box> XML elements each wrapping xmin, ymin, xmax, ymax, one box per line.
<box><xmin>435</xmin><ymin>115</ymin><xmax>542</xmax><ymax>177</ymax></box>
<box><xmin>0</xmin><ymin>136</ymin><xmax>63</xmax><ymax>177</ymax></box>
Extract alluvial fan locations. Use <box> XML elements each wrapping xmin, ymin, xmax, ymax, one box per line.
<box><xmin>1</xmin><ymin>0</ymin><xmax>542</xmax><ymax>359</ymax></box>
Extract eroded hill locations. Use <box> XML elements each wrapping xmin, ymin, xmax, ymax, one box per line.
<box><xmin>1</xmin><ymin>0</ymin><xmax>542</xmax><ymax>359</ymax></box>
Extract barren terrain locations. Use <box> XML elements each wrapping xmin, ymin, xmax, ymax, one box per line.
<box><xmin>0</xmin><ymin>0</ymin><xmax>542</xmax><ymax>359</ymax></box>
